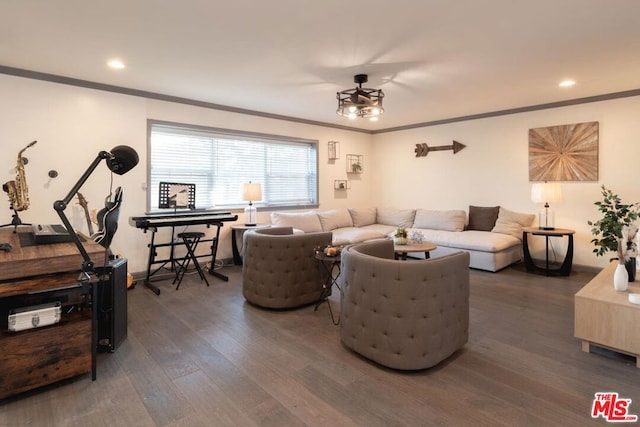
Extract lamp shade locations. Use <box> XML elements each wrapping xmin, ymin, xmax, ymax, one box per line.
<box><xmin>531</xmin><ymin>182</ymin><xmax>563</xmax><ymax>204</ymax></box>
<box><xmin>531</xmin><ymin>182</ymin><xmax>562</xmax><ymax>230</ymax></box>
<box><xmin>242</xmin><ymin>182</ymin><xmax>262</xmax><ymax>202</ymax></box>
<box><xmin>107</xmin><ymin>145</ymin><xmax>139</xmax><ymax>175</ymax></box>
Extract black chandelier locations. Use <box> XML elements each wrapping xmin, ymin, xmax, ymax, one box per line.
<box><xmin>336</xmin><ymin>74</ymin><xmax>384</xmax><ymax>121</ymax></box>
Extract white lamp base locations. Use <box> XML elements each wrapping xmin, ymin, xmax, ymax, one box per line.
<box><xmin>244</xmin><ymin>205</ymin><xmax>257</xmax><ymax>226</ymax></box>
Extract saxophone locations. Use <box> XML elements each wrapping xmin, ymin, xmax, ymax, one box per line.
<box><xmin>3</xmin><ymin>140</ymin><xmax>37</xmax><ymax>212</ymax></box>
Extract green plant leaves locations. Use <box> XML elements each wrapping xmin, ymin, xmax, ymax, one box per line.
<box><xmin>589</xmin><ymin>185</ymin><xmax>640</xmax><ymax>257</ymax></box>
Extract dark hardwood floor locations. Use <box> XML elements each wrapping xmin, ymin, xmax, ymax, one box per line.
<box><xmin>2</xmin><ymin>262</ymin><xmax>639</xmax><ymax>426</ymax></box>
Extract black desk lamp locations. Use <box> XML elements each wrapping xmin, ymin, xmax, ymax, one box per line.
<box><xmin>52</xmin><ymin>145</ymin><xmax>137</xmax><ymax>381</ymax></box>
<box><xmin>53</xmin><ymin>145</ymin><xmax>139</xmax><ymax>277</ymax></box>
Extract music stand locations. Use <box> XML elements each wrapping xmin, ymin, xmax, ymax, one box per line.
<box><xmin>158</xmin><ymin>182</ymin><xmax>196</xmax><ymax>210</ymax></box>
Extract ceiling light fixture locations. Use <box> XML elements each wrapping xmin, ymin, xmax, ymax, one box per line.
<box><xmin>336</xmin><ymin>74</ymin><xmax>384</xmax><ymax>122</ymax></box>
<box><xmin>107</xmin><ymin>59</ymin><xmax>125</xmax><ymax>70</ymax></box>
<box><xmin>559</xmin><ymin>79</ymin><xmax>575</xmax><ymax>87</ymax></box>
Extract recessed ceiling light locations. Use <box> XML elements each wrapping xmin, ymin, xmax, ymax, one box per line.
<box><xmin>559</xmin><ymin>79</ymin><xmax>575</xmax><ymax>87</ymax></box>
<box><xmin>107</xmin><ymin>59</ymin><xmax>125</xmax><ymax>70</ymax></box>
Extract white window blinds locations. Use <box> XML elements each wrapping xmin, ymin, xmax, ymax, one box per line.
<box><xmin>148</xmin><ymin>122</ymin><xmax>318</xmax><ymax>211</ymax></box>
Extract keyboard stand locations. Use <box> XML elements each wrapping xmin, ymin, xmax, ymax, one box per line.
<box><xmin>142</xmin><ymin>222</ymin><xmax>226</xmax><ymax>296</ymax></box>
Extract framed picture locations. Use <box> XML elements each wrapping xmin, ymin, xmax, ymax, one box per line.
<box><xmin>529</xmin><ymin>121</ymin><xmax>599</xmax><ymax>181</ymax></box>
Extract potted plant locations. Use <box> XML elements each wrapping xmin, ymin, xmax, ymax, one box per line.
<box><xmin>588</xmin><ymin>185</ymin><xmax>640</xmax><ymax>279</ymax></box>
<box><xmin>351</xmin><ymin>162</ymin><xmax>362</xmax><ymax>173</ymax></box>
<box><xmin>393</xmin><ymin>227</ymin><xmax>408</xmax><ymax>245</ymax></box>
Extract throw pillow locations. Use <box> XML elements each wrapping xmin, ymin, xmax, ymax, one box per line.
<box><xmin>413</xmin><ymin>209</ymin><xmax>466</xmax><ymax>232</ymax></box>
<box><xmin>491</xmin><ymin>207</ymin><xmax>535</xmax><ymax>240</ymax></box>
<box><xmin>317</xmin><ymin>208</ymin><xmax>353</xmax><ymax>231</ymax></box>
<box><xmin>348</xmin><ymin>207</ymin><xmax>377</xmax><ymax>227</ymax></box>
<box><xmin>468</xmin><ymin>205</ymin><xmax>500</xmax><ymax>231</ymax></box>
<box><xmin>270</xmin><ymin>211</ymin><xmax>322</xmax><ymax>233</ymax></box>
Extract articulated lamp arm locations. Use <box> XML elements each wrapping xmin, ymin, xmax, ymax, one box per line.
<box><xmin>53</xmin><ymin>146</ymin><xmax>139</xmax><ymax>277</ymax></box>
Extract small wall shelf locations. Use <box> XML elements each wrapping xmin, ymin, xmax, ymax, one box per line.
<box><xmin>328</xmin><ymin>141</ymin><xmax>340</xmax><ymax>160</ymax></box>
<box><xmin>346</xmin><ymin>154</ymin><xmax>363</xmax><ymax>174</ymax></box>
<box><xmin>334</xmin><ymin>180</ymin><xmax>350</xmax><ymax>190</ymax></box>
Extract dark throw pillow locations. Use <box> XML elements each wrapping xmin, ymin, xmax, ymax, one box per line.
<box><xmin>468</xmin><ymin>205</ymin><xmax>500</xmax><ymax>231</ymax></box>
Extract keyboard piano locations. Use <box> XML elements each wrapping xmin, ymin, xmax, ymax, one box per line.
<box><xmin>129</xmin><ymin>210</ymin><xmax>238</xmax><ymax>295</ymax></box>
<box><xmin>130</xmin><ymin>211</ymin><xmax>237</xmax><ymax>230</ymax></box>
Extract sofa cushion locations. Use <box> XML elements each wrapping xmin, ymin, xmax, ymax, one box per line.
<box><xmin>491</xmin><ymin>208</ymin><xmax>535</xmax><ymax>240</ymax></box>
<box><xmin>349</xmin><ymin>207</ymin><xmax>377</xmax><ymax>227</ymax></box>
<box><xmin>413</xmin><ymin>209</ymin><xmax>466</xmax><ymax>232</ymax></box>
<box><xmin>317</xmin><ymin>208</ymin><xmax>353</xmax><ymax>231</ymax></box>
<box><xmin>467</xmin><ymin>205</ymin><xmax>500</xmax><ymax>231</ymax></box>
<box><xmin>331</xmin><ymin>227</ymin><xmax>387</xmax><ymax>245</ymax></box>
<box><xmin>376</xmin><ymin>207</ymin><xmax>416</xmax><ymax>228</ymax></box>
<box><xmin>360</xmin><ymin>224</ymin><xmax>396</xmax><ymax>236</ymax></box>
<box><xmin>270</xmin><ymin>211</ymin><xmax>322</xmax><ymax>233</ymax></box>
<box><xmin>410</xmin><ymin>228</ymin><xmax>520</xmax><ymax>252</ymax></box>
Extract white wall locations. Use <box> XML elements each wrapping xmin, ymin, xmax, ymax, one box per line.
<box><xmin>2</xmin><ymin>73</ymin><xmax>638</xmax><ymax>273</ymax></box>
<box><xmin>0</xmin><ymin>74</ymin><xmax>371</xmax><ymax>273</ymax></box>
<box><xmin>371</xmin><ymin>96</ymin><xmax>640</xmax><ymax>268</ymax></box>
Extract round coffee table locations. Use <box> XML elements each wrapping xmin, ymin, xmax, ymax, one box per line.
<box><xmin>393</xmin><ymin>241</ymin><xmax>437</xmax><ymax>260</ymax></box>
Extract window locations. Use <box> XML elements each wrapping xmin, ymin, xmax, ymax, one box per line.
<box><xmin>148</xmin><ymin>121</ymin><xmax>318</xmax><ymax>211</ymax></box>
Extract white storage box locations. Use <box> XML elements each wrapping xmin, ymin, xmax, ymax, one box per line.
<box><xmin>8</xmin><ymin>301</ymin><xmax>62</xmax><ymax>332</ymax></box>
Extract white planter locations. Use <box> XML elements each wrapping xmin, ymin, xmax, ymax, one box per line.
<box><xmin>393</xmin><ymin>237</ymin><xmax>407</xmax><ymax>245</ymax></box>
<box><xmin>614</xmin><ymin>263</ymin><xmax>629</xmax><ymax>291</ymax></box>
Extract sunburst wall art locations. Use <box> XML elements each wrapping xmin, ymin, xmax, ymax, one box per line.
<box><xmin>529</xmin><ymin>121</ymin><xmax>599</xmax><ymax>181</ymax></box>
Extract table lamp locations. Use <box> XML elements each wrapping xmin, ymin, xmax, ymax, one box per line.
<box><xmin>242</xmin><ymin>181</ymin><xmax>262</xmax><ymax>226</ymax></box>
<box><xmin>531</xmin><ymin>182</ymin><xmax>562</xmax><ymax>230</ymax></box>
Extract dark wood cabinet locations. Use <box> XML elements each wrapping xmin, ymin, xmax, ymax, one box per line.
<box><xmin>0</xmin><ymin>311</ymin><xmax>92</xmax><ymax>398</ymax></box>
<box><xmin>0</xmin><ymin>227</ymin><xmax>106</xmax><ymax>399</ymax></box>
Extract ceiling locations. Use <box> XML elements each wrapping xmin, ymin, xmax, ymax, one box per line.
<box><xmin>1</xmin><ymin>1</ymin><xmax>639</xmax><ymax>132</ymax></box>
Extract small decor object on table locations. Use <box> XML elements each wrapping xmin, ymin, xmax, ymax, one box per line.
<box><xmin>620</xmin><ymin>224</ymin><xmax>638</xmax><ymax>282</ymax></box>
<box><xmin>314</xmin><ymin>245</ymin><xmax>342</xmax><ymax>258</ymax></box>
<box><xmin>614</xmin><ymin>261</ymin><xmax>629</xmax><ymax>292</ymax></box>
<box><xmin>410</xmin><ymin>230</ymin><xmax>425</xmax><ymax>244</ymax></box>
<box><xmin>323</xmin><ymin>246</ymin><xmax>340</xmax><ymax>257</ymax></box>
<box><xmin>393</xmin><ymin>227</ymin><xmax>408</xmax><ymax>245</ymax></box>
<box><xmin>614</xmin><ymin>238</ymin><xmax>630</xmax><ymax>291</ymax></box>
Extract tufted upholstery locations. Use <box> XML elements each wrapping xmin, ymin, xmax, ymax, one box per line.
<box><xmin>242</xmin><ymin>226</ymin><xmax>333</xmax><ymax>309</ymax></box>
<box><xmin>340</xmin><ymin>239</ymin><xmax>470</xmax><ymax>370</ymax></box>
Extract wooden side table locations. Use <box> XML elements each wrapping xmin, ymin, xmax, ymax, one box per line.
<box><xmin>393</xmin><ymin>241</ymin><xmax>437</xmax><ymax>260</ymax></box>
<box><xmin>230</xmin><ymin>224</ymin><xmax>270</xmax><ymax>265</ymax></box>
<box><xmin>522</xmin><ymin>227</ymin><xmax>575</xmax><ymax>276</ymax></box>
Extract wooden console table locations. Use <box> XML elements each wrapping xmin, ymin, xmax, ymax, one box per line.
<box><xmin>0</xmin><ymin>226</ymin><xmax>106</xmax><ymax>399</ymax></box>
<box><xmin>575</xmin><ymin>261</ymin><xmax>640</xmax><ymax>367</ymax></box>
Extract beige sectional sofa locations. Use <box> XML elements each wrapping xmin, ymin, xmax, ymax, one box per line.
<box><xmin>270</xmin><ymin>206</ymin><xmax>535</xmax><ymax>272</ymax></box>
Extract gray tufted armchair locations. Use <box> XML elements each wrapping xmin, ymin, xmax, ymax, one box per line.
<box><xmin>340</xmin><ymin>239</ymin><xmax>470</xmax><ymax>370</ymax></box>
<box><xmin>242</xmin><ymin>226</ymin><xmax>333</xmax><ymax>309</ymax></box>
